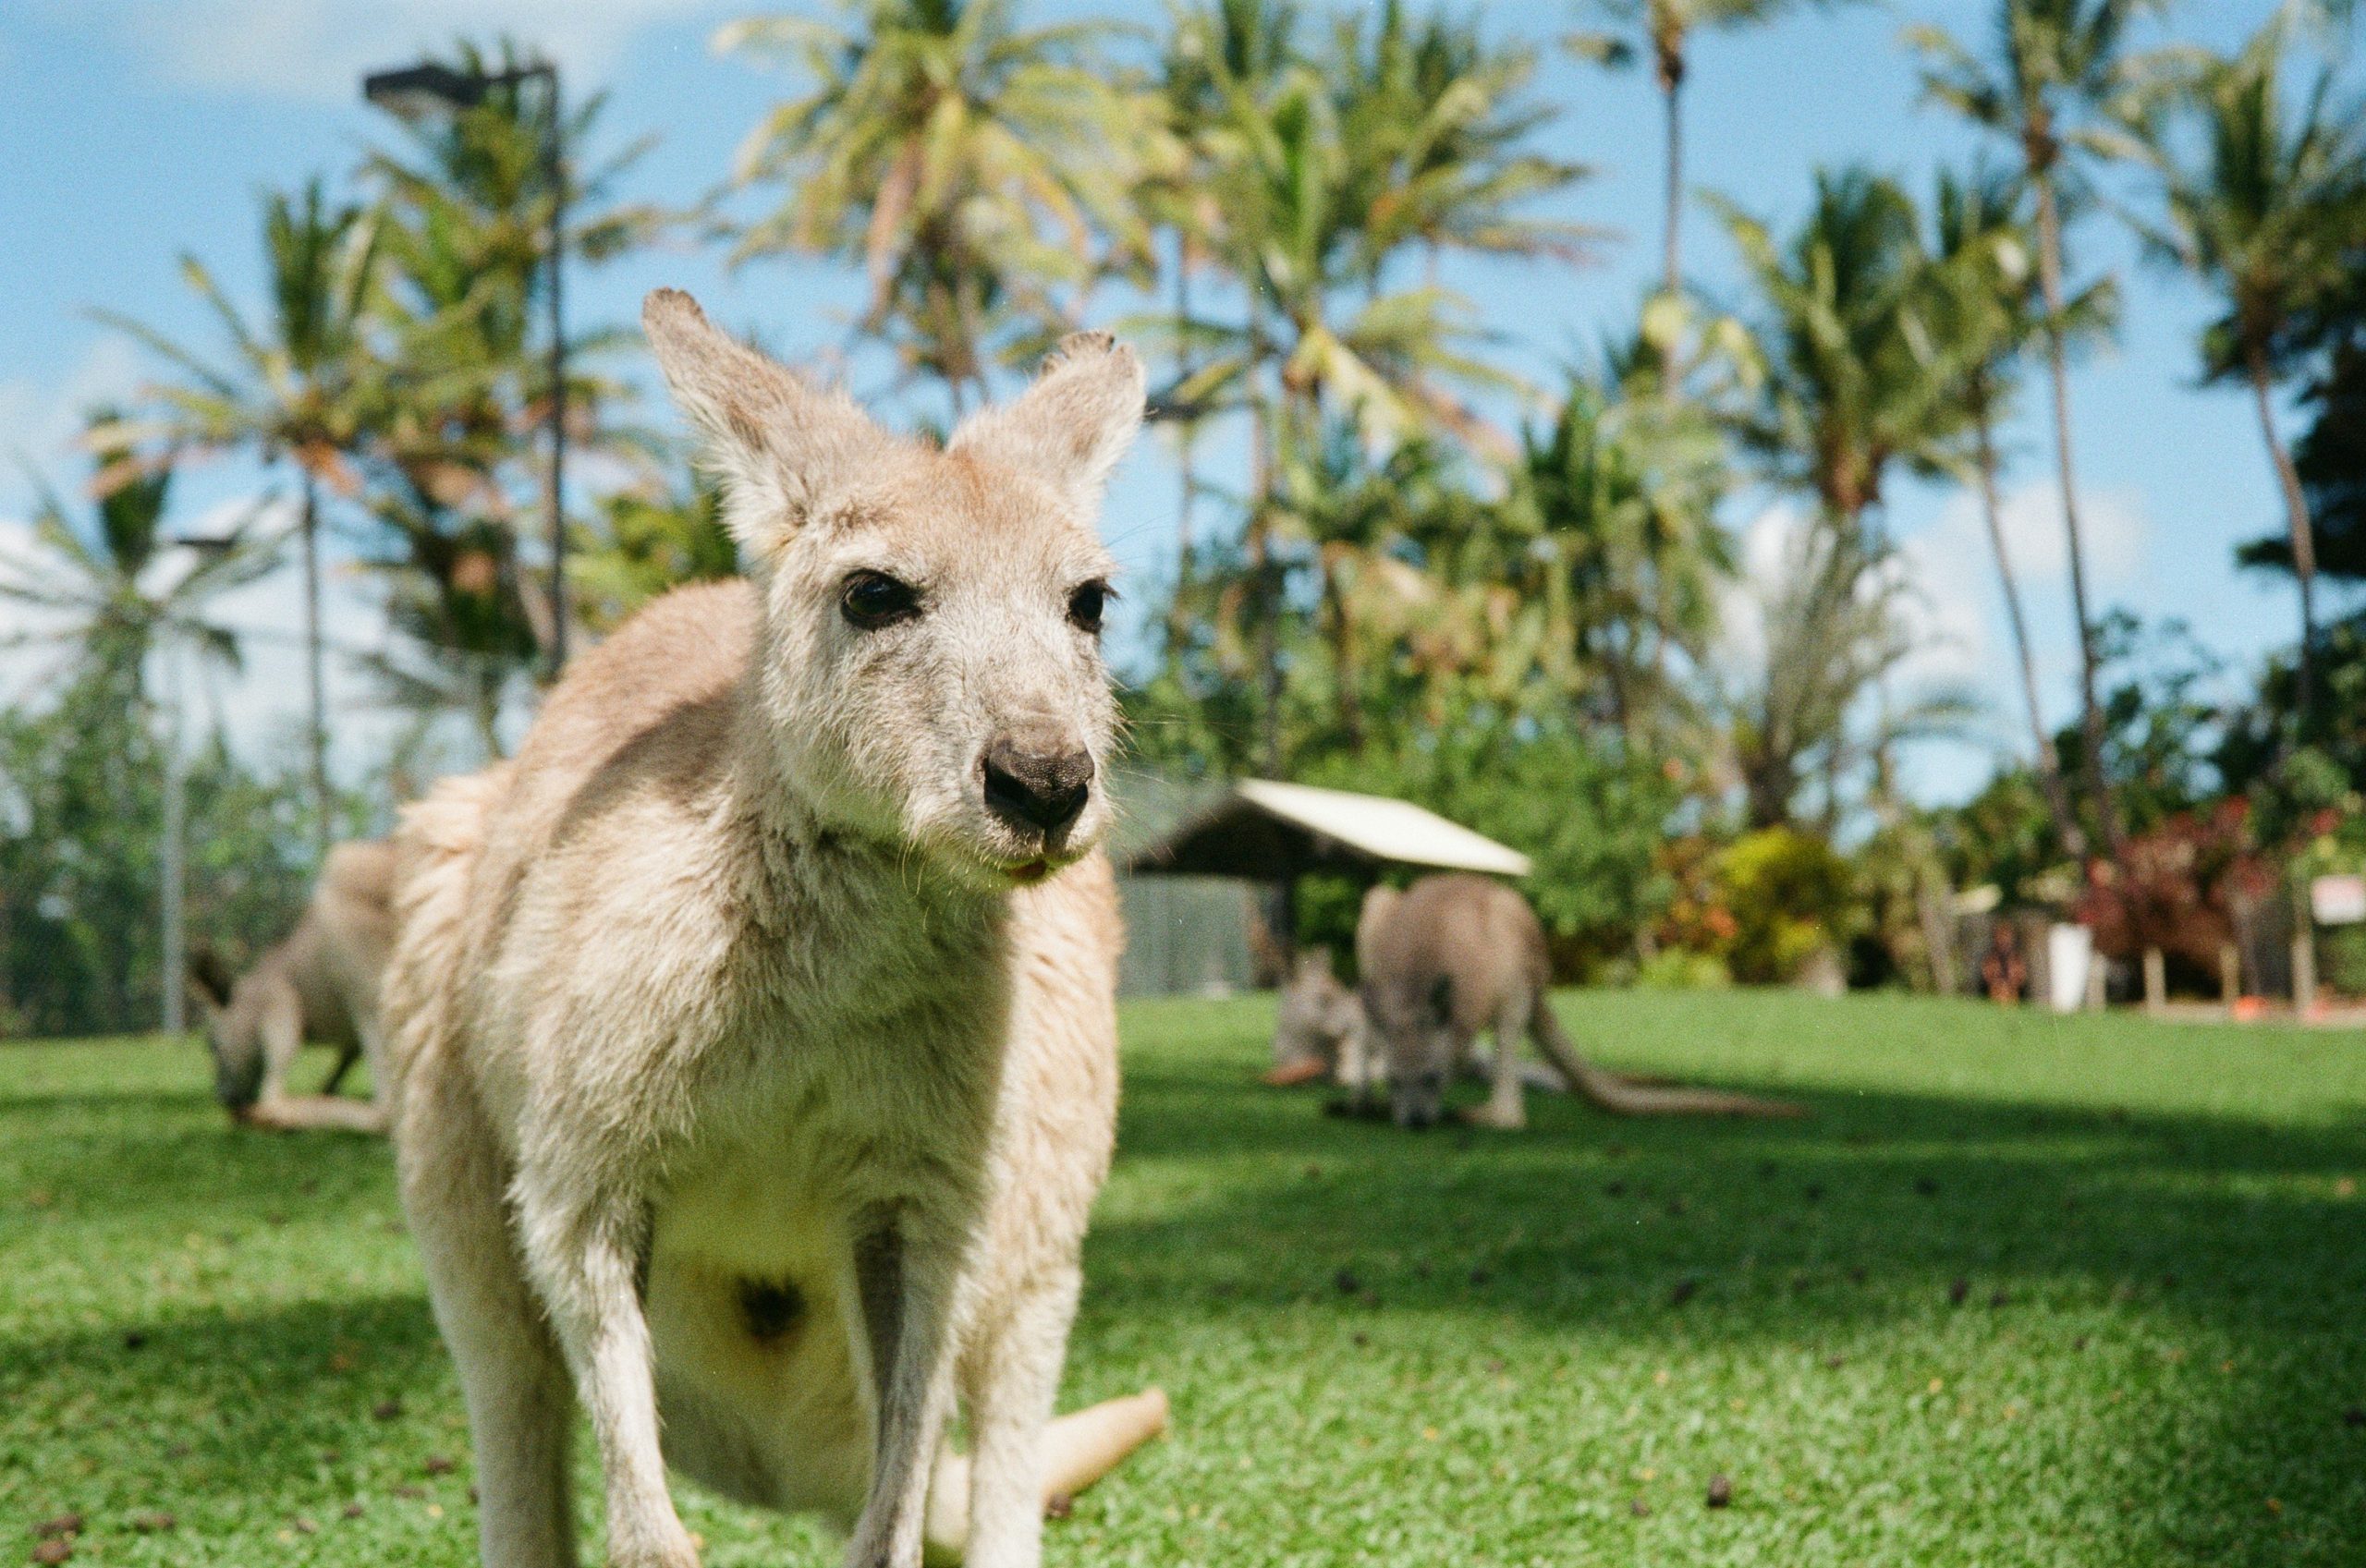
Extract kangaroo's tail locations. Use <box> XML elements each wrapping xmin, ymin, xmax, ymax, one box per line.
<box><xmin>1529</xmin><ymin>992</ymin><xmax>1804</xmax><ymax>1118</ymax></box>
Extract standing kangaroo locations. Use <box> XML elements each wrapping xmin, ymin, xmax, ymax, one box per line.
<box><xmin>188</xmin><ymin>838</ymin><xmax>395</xmax><ymax>1133</ymax></box>
<box><xmin>381</xmin><ymin>292</ymin><xmax>1165</xmax><ymax>1568</ymax></box>
<box><xmin>1358</xmin><ymin>875</ymin><xmax>1802</xmax><ymax>1129</ymax></box>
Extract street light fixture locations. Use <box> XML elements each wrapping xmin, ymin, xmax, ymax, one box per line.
<box><xmin>363</xmin><ymin>57</ymin><xmax>572</xmax><ymax>673</ymax></box>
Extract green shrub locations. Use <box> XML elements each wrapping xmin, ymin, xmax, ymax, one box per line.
<box><xmin>1633</xmin><ymin>947</ymin><xmax>1732</xmax><ymax>990</ymax></box>
<box><xmin>1718</xmin><ymin>827</ymin><xmax>1853</xmax><ymax>985</ymax></box>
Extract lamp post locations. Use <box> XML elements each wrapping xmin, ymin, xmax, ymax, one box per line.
<box><xmin>363</xmin><ymin>58</ymin><xmax>571</xmax><ymax>673</ymax></box>
<box><xmin>159</xmin><ymin>534</ymin><xmax>238</xmax><ymax>1038</ymax></box>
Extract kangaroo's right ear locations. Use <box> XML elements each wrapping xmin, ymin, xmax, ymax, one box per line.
<box><xmin>641</xmin><ymin>288</ymin><xmax>889</xmax><ymax>558</ymax></box>
<box><xmin>186</xmin><ymin>949</ymin><xmax>233</xmax><ymax>1015</ymax></box>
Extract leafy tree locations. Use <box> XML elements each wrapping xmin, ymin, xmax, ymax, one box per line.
<box><xmin>720</xmin><ymin>0</ymin><xmax>1155</xmax><ymax>410</ymax></box>
<box><xmin>1908</xmin><ymin>0</ymin><xmax>2171</xmax><ymax>858</ymax></box>
<box><xmin>0</xmin><ymin>411</ymin><xmax>274</xmax><ymax>697</ymax></box>
<box><xmin>97</xmin><ymin>180</ymin><xmax>385</xmax><ymax>857</ymax></box>
<box><xmin>1570</xmin><ymin>0</ymin><xmax>1856</xmax><ymax>299</ymax></box>
<box><xmin>2130</xmin><ymin>8</ymin><xmax>2366</xmax><ymax>723</ymax></box>
<box><xmin>361</xmin><ymin>38</ymin><xmax>665</xmax><ymax>688</ymax></box>
<box><xmin>0</xmin><ymin>676</ymin><xmax>321</xmax><ymax>1039</ymax></box>
<box><xmin>1714</xmin><ymin>169</ymin><xmax>1968</xmax><ymax>534</ymax></box>
<box><xmin>570</xmin><ymin>472</ymin><xmax>738</xmax><ymax>636</ymax></box>
<box><xmin>1915</xmin><ymin>162</ymin><xmax>2109</xmax><ymax>857</ymax></box>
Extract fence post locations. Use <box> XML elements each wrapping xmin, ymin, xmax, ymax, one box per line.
<box><xmin>2143</xmin><ymin>947</ymin><xmax>2165</xmax><ymax>1013</ymax></box>
<box><xmin>2219</xmin><ymin>943</ymin><xmax>2241</xmax><ymax>1016</ymax></box>
<box><xmin>2292</xmin><ymin>875</ymin><xmax>2318</xmax><ymax>1019</ymax></box>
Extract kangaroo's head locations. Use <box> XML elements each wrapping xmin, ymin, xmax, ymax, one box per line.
<box><xmin>643</xmin><ymin>289</ymin><xmax>1143</xmax><ymax>889</ymax></box>
<box><xmin>1365</xmin><ymin>973</ymin><xmax>1458</xmax><ymax>1130</ymax></box>
<box><xmin>186</xmin><ymin>950</ymin><xmax>263</xmax><ymax>1112</ymax></box>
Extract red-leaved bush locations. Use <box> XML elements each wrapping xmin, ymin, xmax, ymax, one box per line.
<box><xmin>2076</xmin><ymin>800</ymin><xmax>2277</xmax><ymax>966</ymax></box>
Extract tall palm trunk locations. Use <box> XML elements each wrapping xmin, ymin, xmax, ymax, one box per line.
<box><xmin>1973</xmin><ymin>395</ymin><xmax>2085</xmax><ymax>858</ymax></box>
<box><xmin>2247</xmin><ymin>336</ymin><xmax>2318</xmax><ymax>727</ymax></box>
<box><xmin>1656</xmin><ymin>40</ymin><xmax>1687</xmax><ymax>300</ymax></box>
<box><xmin>299</xmin><ymin>465</ymin><xmax>330</xmax><ymax>862</ymax></box>
<box><xmin>2031</xmin><ymin>172</ymin><xmax>2122</xmax><ymax>858</ymax></box>
<box><xmin>1175</xmin><ymin>249</ymin><xmax>1198</xmax><ymax>566</ymax></box>
<box><xmin>1249</xmin><ymin>305</ymin><xmax>1281</xmax><ymax>779</ymax></box>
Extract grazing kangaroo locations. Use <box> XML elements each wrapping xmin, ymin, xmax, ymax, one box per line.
<box><xmin>381</xmin><ymin>291</ymin><xmax>1165</xmax><ymax>1568</ymax></box>
<box><xmin>1357</xmin><ymin>875</ymin><xmax>1803</xmax><ymax>1129</ymax></box>
<box><xmin>187</xmin><ymin>838</ymin><xmax>395</xmax><ymax>1133</ymax></box>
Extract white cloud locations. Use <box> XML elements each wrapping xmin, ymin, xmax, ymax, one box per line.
<box><xmin>1923</xmin><ymin>477</ymin><xmax>2151</xmax><ymax>590</ymax></box>
<box><xmin>46</xmin><ymin>0</ymin><xmax>735</xmax><ymax>103</ymax></box>
<box><xmin>1726</xmin><ymin>480</ymin><xmax>2151</xmax><ymax>700</ymax></box>
<box><xmin>1898</xmin><ymin>476</ymin><xmax>2153</xmax><ymax>728</ymax></box>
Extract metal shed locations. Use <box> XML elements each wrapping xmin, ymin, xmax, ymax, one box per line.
<box><xmin>1122</xmin><ymin>779</ymin><xmax>1532</xmax><ymax>881</ymax></box>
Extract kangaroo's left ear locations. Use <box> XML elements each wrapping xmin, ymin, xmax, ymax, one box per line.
<box><xmin>948</xmin><ymin>332</ymin><xmax>1144</xmax><ymax>512</ymax></box>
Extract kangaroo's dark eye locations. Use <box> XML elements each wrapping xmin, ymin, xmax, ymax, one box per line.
<box><xmin>1067</xmin><ymin>578</ymin><xmax>1112</xmax><ymax>634</ymax></box>
<box><xmin>841</xmin><ymin>571</ymin><xmax>921</xmax><ymax>630</ymax></box>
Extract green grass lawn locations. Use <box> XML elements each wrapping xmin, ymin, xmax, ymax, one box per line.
<box><xmin>6</xmin><ymin>991</ymin><xmax>2366</xmax><ymax>1566</ymax></box>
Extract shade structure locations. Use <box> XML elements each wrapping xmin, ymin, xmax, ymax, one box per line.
<box><xmin>1122</xmin><ymin>779</ymin><xmax>1531</xmax><ymax>881</ymax></box>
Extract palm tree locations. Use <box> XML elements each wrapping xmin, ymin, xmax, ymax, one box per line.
<box><xmin>1499</xmin><ymin>370</ymin><xmax>1734</xmax><ymax>742</ymax></box>
<box><xmin>1339</xmin><ymin>3</ymin><xmax>1596</xmax><ymax>288</ymax></box>
<box><xmin>1713</xmin><ymin>170</ymin><xmax>1967</xmax><ymax>539</ymax></box>
<box><xmin>1917</xmin><ymin>163</ymin><xmax>2108</xmax><ymax>857</ymax></box>
<box><xmin>2129</xmin><ymin>9</ymin><xmax>2366</xmax><ymax>727</ymax></box>
<box><xmin>1907</xmin><ymin>0</ymin><xmax>2168</xmax><ymax>857</ymax></box>
<box><xmin>362</xmin><ymin>38</ymin><xmax>666</xmax><ymax>671</ymax></box>
<box><xmin>720</xmin><ymin>0</ymin><xmax>1156</xmax><ymax>412</ymax></box>
<box><xmin>0</xmin><ymin>418</ymin><xmax>277</xmax><ymax>1036</ymax></box>
<box><xmin>1572</xmin><ymin>0</ymin><xmax>1851</xmax><ymax>299</ymax></box>
<box><xmin>96</xmin><ymin>179</ymin><xmax>385</xmax><ymax>857</ymax></box>
<box><xmin>1265</xmin><ymin>421</ymin><xmax>1455</xmax><ymax>755</ymax></box>
<box><xmin>1143</xmin><ymin>0</ymin><xmax>1299</xmax><ymax>578</ymax></box>
<box><xmin>1714</xmin><ymin>168</ymin><xmax>1973</xmax><ymax>822</ymax></box>
<box><xmin>0</xmin><ymin>411</ymin><xmax>271</xmax><ymax>695</ymax></box>
<box><xmin>1718</xmin><ymin>517</ymin><xmax>1970</xmax><ymax>829</ymax></box>
<box><xmin>1165</xmin><ymin>45</ymin><xmax>1545</xmax><ymax>771</ymax></box>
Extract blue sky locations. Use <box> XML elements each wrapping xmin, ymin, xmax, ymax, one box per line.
<box><xmin>0</xmin><ymin>0</ymin><xmax>2341</xmax><ymax>798</ymax></box>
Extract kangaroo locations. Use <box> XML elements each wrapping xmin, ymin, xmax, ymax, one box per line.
<box><xmin>186</xmin><ymin>838</ymin><xmax>395</xmax><ymax>1133</ymax></box>
<box><xmin>1270</xmin><ymin>945</ymin><xmax>1567</xmax><ymax>1099</ymax></box>
<box><xmin>380</xmin><ymin>291</ymin><xmax>1166</xmax><ymax>1568</ymax></box>
<box><xmin>1356</xmin><ymin>875</ymin><xmax>1803</xmax><ymax>1129</ymax></box>
<box><xmin>1264</xmin><ymin>948</ymin><xmax>1365</xmax><ymax>1087</ymax></box>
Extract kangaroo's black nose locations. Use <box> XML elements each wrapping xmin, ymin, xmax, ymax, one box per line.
<box><xmin>982</xmin><ymin>734</ymin><xmax>1093</xmax><ymax>836</ymax></box>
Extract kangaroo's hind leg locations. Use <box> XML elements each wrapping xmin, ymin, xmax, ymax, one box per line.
<box><xmin>1466</xmin><ymin>987</ymin><xmax>1531</xmax><ymax>1131</ymax></box>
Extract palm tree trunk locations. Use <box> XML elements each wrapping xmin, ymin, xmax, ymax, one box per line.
<box><xmin>1657</xmin><ymin>49</ymin><xmax>1685</xmax><ymax>300</ymax></box>
<box><xmin>299</xmin><ymin>467</ymin><xmax>330</xmax><ymax>862</ymax></box>
<box><xmin>2031</xmin><ymin>174</ymin><xmax>2122</xmax><ymax>859</ymax></box>
<box><xmin>1250</xmin><ymin>307</ymin><xmax>1281</xmax><ymax>778</ymax></box>
<box><xmin>2248</xmin><ymin>340</ymin><xmax>2318</xmax><ymax>727</ymax></box>
<box><xmin>1175</xmin><ymin>241</ymin><xmax>1198</xmax><ymax>573</ymax></box>
<box><xmin>1973</xmin><ymin>398</ymin><xmax>2084</xmax><ymax>859</ymax></box>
